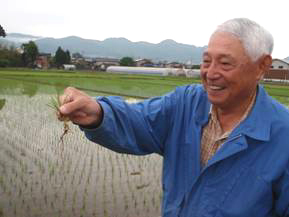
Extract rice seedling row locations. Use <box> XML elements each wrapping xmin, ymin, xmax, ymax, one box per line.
<box><xmin>0</xmin><ymin>94</ymin><xmax>162</xmax><ymax>217</ymax></box>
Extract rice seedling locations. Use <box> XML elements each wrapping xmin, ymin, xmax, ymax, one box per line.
<box><xmin>47</xmin><ymin>94</ymin><xmax>70</xmax><ymax>156</ymax></box>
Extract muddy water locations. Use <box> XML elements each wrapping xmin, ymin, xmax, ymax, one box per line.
<box><xmin>0</xmin><ymin>94</ymin><xmax>162</xmax><ymax>217</ymax></box>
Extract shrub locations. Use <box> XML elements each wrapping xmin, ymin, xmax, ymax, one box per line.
<box><xmin>0</xmin><ymin>59</ymin><xmax>9</xmax><ymax>67</ymax></box>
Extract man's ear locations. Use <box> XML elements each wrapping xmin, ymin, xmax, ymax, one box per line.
<box><xmin>261</xmin><ymin>55</ymin><xmax>273</xmax><ymax>71</ymax></box>
<box><xmin>257</xmin><ymin>55</ymin><xmax>272</xmax><ymax>80</ymax></box>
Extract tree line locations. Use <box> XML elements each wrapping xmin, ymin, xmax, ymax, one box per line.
<box><xmin>0</xmin><ymin>43</ymin><xmax>72</xmax><ymax>68</ymax></box>
<box><xmin>1</xmin><ymin>24</ymin><xmax>193</xmax><ymax>70</ymax></box>
<box><xmin>1</xmin><ymin>25</ymin><xmax>136</xmax><ymax>69</ymax></box>
<box><xmin>0</xmin><ymin>24</ymin><xmax>72</xmax><ymax>68</ymax></box>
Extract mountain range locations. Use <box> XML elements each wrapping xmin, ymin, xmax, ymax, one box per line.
<box><xmin>1</xmin><ymin>33</ymin><xmax>288</xmax><ymax>63</ymax></box>
<box><xmin>0</xmin><ymin>33</ymin><xmax>205</xmax><ymax>64</ymax></box>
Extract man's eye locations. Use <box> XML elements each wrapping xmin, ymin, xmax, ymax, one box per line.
<box><xmin>221</xmin><ymin>61</ymin><xmax>234</xmax><ymax>70</ymax></box>
<box><xmin>202</xmin><ymin>61</ymin><xmax>210</xmax><ymax>68</ymax></box>
<box><xmin>221</xmin><ymin>62</ymin><xmax>230</xmax><ymax>65</ymax></box>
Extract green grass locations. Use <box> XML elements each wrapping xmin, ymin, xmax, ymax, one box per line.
<box><xmin>0</xmin><ymin>68</ymin><xmax>289</xmax><ymax>105</ymax></box>
<box><xmin>0</xmin><ymin>69</ymin><xmax>198</xmax><ymax>98</ymax></box>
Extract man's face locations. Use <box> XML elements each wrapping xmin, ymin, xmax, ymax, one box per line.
<box><xmin>201</xmin><ymin>31</ymin><xmax>262</xmax><ymax>110</ymax></box>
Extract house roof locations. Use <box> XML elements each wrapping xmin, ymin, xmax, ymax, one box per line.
<box><xmin>39</xmin><ymin>53</ymin><xmax>51</xmax><ymax>57</ymax></box>
<box><xmin>94</xmin><ymin>57</ymin><xmax>120</xmax><ymax>62</ymax></box>
<box><xmin>272</xmin><ymin>58</ymin><xmax>289</xmax><ymax>65</ymax></box>
<box><xmin>135</xmin><ymin>58</ymin><xmax>151</xmax><ymax>62</ymax></box>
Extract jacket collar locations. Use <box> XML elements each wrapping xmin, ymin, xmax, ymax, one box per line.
<box><xmin>195</xmin><ymin>85</ymin><xmax>211</xmax><ymax>126</ymax></box>
<box><xmin>232</xmin><ymin>85</ymin><xmax>271</xmax><ymax>142</ymax></box>
<box><xmin>195</xmin><ymin>85</ymin><xmax>272</xmax><ymax>142</ymax></box>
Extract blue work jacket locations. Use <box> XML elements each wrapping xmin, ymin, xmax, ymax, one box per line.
<box><xmin>82</xmin><ymin>84</ymin><xmax>289</xmax><ymax>217</ymax></box>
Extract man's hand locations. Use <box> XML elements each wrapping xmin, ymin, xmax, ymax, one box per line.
<box><xmin>59</xmin><ymin>87</ymin><xmax>103</xmax><ymax>127</ymax></box>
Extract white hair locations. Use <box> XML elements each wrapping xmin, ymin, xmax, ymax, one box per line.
<box><xmin>214</xmin><ymin>18</ymin><xmax>274</xmax><ymax>62</ymax></box>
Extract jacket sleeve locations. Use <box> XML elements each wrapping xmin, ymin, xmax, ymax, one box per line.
<box><xmin>81</xmin><ymin>90</ymin><xmax>178</xmax><ymax>156</ymax></box>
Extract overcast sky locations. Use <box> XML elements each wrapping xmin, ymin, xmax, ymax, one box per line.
<box><xmin>1</xmin><ymin>0</ymin><xmax>288</xmax><ymax>58</ymax></box>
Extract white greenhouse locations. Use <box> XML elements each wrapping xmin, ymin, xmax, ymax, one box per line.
<box><xmin>106</xmin><ymin>66</ymin><xmax>200</xmax><ymax>78</ymax></box>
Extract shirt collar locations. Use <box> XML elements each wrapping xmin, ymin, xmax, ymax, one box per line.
<box><xmin>196</xmin><ymin>85</ymin><xmax>272</xmax><ymax>142</ymax></box>
<box><xmin>209</xmin><ymin>90</ymin><xmax>257</xmax><ymax>135</ymax></box>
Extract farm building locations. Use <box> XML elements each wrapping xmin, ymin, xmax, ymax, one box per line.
<box><xmin>270</xmin><ymin>59</ymin><xmax>289</xmax><ymax>70</ymax></box>
<box><xmin>135</xmin><ymin>58</ymin><xmax>154</xmax><ymax>67</ymax></box>
<box><xmin>106</xmin><ymin>66</ymin><xmax>200</xmax><ymax>77</ymax></box>
<box><xmin>93</xmin><ymin>57</ymin><xmax>120</xmax><ymax>71</ymax></box>
<box><xmin>264</xmin><ymin>59</ymin><xmax>289</xmax><ymax>81</ymax></box>
<box><xmin>35</xmin><ymin>53</ymin><xmax>51</xmax><ymax>69</ymax></box>
<box><xmin>63</xmin><ymin>64</ymin><xmax>76</xmax><ymax>70</ymax></box>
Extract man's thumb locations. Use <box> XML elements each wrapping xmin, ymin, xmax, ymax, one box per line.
<box><xmin>59</xmin><ymin>104</ymin><xmax>69</xmax><ymax>115</ymax></box>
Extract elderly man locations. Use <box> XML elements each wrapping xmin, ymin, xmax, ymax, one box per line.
<box><xmin>59</xmin><ymin>18</ymin><xmax>289</xmax><ymax>217</ymax></box>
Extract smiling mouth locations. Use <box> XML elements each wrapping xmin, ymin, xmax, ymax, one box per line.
<box><xmin>208</xmin><ymin>85</ymin><xmax>225</xmax><ymax>91</ymax></box>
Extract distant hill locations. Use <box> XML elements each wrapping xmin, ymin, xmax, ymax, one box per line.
<box><xmin>35</xmin><ymin>36</ymin><xmax>205</xmax><ymax>63</ymax></box>
<box><xmin>5</xmin><ymin>33</ymin><xmax>42</xmax><ymax>43</ymax></box>
<box><xmin>0</xmin><ymin>33</ymin><xmax>206</xmax><ymax>63</ymax></box>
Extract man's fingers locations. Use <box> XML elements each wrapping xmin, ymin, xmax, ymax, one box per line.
<box><xmin>60</xmin><ymin>87</ymin><xmax>80</xmax><ymax>103</ymax></box>
<box><xmin>70</xmin><ymin>111</ymin><xmax>87</xmax><ymax>120</ymax></box>
<box><xmin>57</xmin><ymin>87</ymin><xmax>100</xmax><ymax>125</ymax></box>
<box><xmin>59</xmin><ymin>94</ymin><xmax>72</xmax><ymax>105</ymax></box>
<box><xmin>59</xmin><ymin>88</ymin><xmax>76</xmax><ymax>105</ymax></box>
<box><xmin>59</xmin><ymin>87</ymin><xmax>82</xmax><ymax>112</ymax></box>
<box><xmin>57</xmin><ymin>111</ymin><xmax>68</xmax><ymax>121</ymax></box>
<box><xmin>59</xmin><ymin>98</ymin><xmax>83</xmax><ymax>115</ymax></box>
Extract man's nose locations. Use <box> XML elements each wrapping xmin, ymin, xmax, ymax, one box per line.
<box><xmin>206</xmin><ymin>62</ymin><xmax>221</xmax><ymax>80</ymax></box>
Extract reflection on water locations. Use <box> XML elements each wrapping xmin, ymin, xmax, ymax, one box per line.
<box><xmin>0</xmin><ymin>98</ymin><xmax>6</xmax><ymax>110</ymax></box>
<box><xmin>21</xmin><ymin>83</ymin><xmax>38</xmax><ymax>97</ymax></box>
<box><xmin>0</xmin><ymin>78</ymin><xmax>39</xmax><ymax>96</ymax></box>
<box><xmin>0</xmin><ymin>77</ymin><xmax>62</xmax><ymax>96</ymax></box>
<box><xmin>54</xmin><ymin>82</ymin><xmax>67</xmax><ymax>95</ymax></box>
